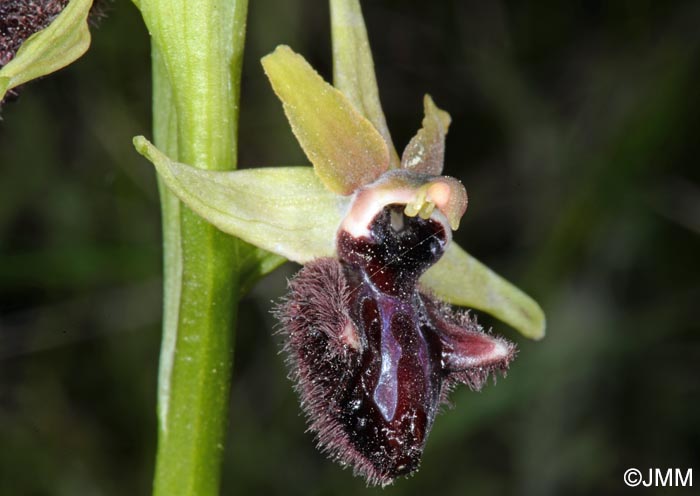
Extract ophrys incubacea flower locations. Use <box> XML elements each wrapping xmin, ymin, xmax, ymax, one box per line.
<box><xmin>134</xmin><ymin>0</ymin><xmax>544</xmax><ymax>486</ymax></box>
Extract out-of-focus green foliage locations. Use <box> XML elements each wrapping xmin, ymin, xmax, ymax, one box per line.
<box><xmin>0</xmin><ymin>1</ymin><xmax>698</xmax><ymax>495</ymax></box>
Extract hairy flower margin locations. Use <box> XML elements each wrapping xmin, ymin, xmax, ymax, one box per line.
<box><xmin>133</xmin><ymin>0</ymin><xmax>546</xmax><ymax>485</ymax></box>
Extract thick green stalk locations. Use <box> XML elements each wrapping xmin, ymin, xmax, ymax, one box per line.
<box><xmin>138</xmin><ymin>1</ymin><xmax>249</xmax><ymax>495</ymax></box>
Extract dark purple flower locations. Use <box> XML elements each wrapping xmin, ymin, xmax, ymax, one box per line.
<box><xmin>277</xmin><ymin>199</ymin><xmax>515</xmax><ymax>485</ymax></box>
<box><xmin>137</xmin><ymin>29</ymin><xmax>544</xmax><ymax>488</ymax></box>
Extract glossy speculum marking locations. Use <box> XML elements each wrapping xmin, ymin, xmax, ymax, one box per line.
<box><xmin>277</xmin><ymin>204</ymin><xmax>515</xmax><ymax>486</ymax></box>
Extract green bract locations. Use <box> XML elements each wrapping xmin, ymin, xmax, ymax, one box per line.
<box><xmin>135</xmin><ymin>0</ymin><xmax>545</xmax><ymax>340</ymax></box>
<box><xmin>0</xmin><ymin>0</ymin><xmax>93</xmax><ymax>101</ymax></box>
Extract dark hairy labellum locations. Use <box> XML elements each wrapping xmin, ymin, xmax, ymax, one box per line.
<box><xmin>277</xmin><ymin>204</ymin><xmax>516</xmax><ymax>485</ymax></box>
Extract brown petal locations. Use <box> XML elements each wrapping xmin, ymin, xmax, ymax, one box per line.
<box><xmin>401</xmin><ymin>95</ymin><xmax>451</xmax><ymax>175</ymax></box>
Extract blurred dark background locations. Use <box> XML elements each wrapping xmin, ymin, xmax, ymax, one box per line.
<box><xmin>1</xmin><ymin>1</ymin><xmax>699</xmax><ymax>495</ymax></box>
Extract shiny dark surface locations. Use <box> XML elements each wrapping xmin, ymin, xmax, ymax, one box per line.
<box><xmin>277</xmin><ymin>204</ymin><xmax>509</xmax><ymax>484</ymax></box>
<box><xmin>337</xmin><ymin>206</ymin><xmax>448</xmax><ymax>296</ymax></box>
<box><xmin>336</xmin><ymin>206</ymin><xmax>448</xmax><ymax>479</ymax></box>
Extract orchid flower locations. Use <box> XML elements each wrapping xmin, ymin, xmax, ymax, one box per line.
<box><xmin>134</xmin><ymin>0</ymin><xmax>544</xmax><ymax>486</ymax></box>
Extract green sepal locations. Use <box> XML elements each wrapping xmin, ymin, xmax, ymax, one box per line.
<box><xmin>421</xmin><ymin>243</ymin><xmax>546</xmax><ymax>340</ymax></box>
<box><xmin>330</xmin><ymin>0</ymin><xmax>400</xmax><ymax>169</ymax></box>
<box><xmin>134</xmin><ymin>136</ymin><xmax>346</xmax><ymax>264</ymax></box>
<box><xmin>261</xmin><ymin>45</ymin><xmax>389</xmax><ymax>195</ymax></box>
<box><xmin>0</xmin><ymin>0</ymin><xmax>93</xmax><ymax>101</ymax></box>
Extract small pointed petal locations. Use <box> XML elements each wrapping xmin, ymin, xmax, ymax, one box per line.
<box><xmin>134</xmin><ymin>136</ymin><xmax>347</xmax><ymax>263</ymax></box>
<box><xmin>330</xmin><ymin>0</ymin><xmax>400</xmax><ymax>169</ymax></box>
<box><xmin>420</xmin><ymin>243</ymin><xmax>546</xmax><ymax>340</ymax></box>
<box><xmin>261</xmin><ymin>45</ymin><xmax>390</xmax><ymax>195</ymax></box>
<box><xmin>401</xmin><ymin>95</ymin><xmax>451</xmax><ymax>175</ymax></box>
<box><xmin>0</xmin><ymin>0</ymin><xmax>92</xmax><ymax>101</ymax></box>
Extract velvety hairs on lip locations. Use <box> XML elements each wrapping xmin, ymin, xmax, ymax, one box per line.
<box><xmin>276</xmin><ymin>204</ymin><xmax>516</xmax><ymax>486</ymax></box>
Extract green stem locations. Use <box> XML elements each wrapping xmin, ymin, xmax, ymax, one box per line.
<box><xmin>138</xmin><ymin>1</ymin><xmax>249</xmax><ymax>495</ymax></box>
